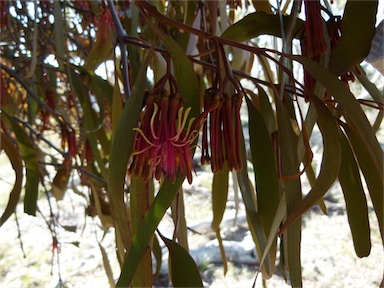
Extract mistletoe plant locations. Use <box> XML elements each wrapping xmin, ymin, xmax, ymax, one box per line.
<box><xmin>0</xmin><ymin>0</ymin><xmax>383</xmax><ymax>287</ymax></box>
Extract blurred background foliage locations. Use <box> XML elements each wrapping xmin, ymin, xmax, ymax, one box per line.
<box><xmin>0</xmin><ymin>0</ymin><xmax>383</xmax><ymax>287</ymax></box>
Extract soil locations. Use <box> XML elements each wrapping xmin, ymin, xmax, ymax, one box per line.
<box><xmin>0</xmin><ymin>165</ymin><xmax>383</xmax><ymax>288</ymax></box>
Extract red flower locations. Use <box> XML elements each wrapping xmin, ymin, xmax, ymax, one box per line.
<box><xmin>303</xmin><ymin>0</ymin><xmax>328</xmax><ymax>58</ymax></box>
<box><xmin>201</xmin><ymin>88</ymin><xmax>243</xmax><ymax>173</ymax></box>
<box><xmin>131</xmin><ymin>90</ymin><xmax>203</xmax><ymax>184</ymax></box>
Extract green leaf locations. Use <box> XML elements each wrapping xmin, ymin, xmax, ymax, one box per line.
<box><xmin>275</xmin><ymin>99</ymin><xmax>302</xmax><ymax>287</ymax></box>
<box><xmin>280</xmin><ymin>92</ymin><xmax>341</xmax><ymax>234</ymax></box>
<box><xmin>211</xmin><ymin>166</ymin><xmax>229</xmax><ymax>231</ymax></box>
<box><xmin>152</xmin><ymin>234</ymin><xmax>163</xmax><ymax>279</ymax></box>
<box><xmin>116</xmin><ymin>177</ymin><xmax>183</xmax><ymax>287</ymax></box>
<box><xmin>51</xmin><ymin>165</ymin><xmax>70</xmax><ymax>201</ymax></box>
<box><xmin>8</xmin><ymin>116</ymin><xmax>39</xmax><ymax>216</ymax></box>
<box><xmin>107</xmin><ymin>48</ymin><xmax>154</xmax><ymax>249</ymax></box>
<box><xmin>290</xmin><ymin>55</ymin><xmax>383</xmax><ymax>239</ymax></box>
<box><xmin>257</xmin><ymin>193</ymin><xmax>287</xmax><ymax>283</ymax></box>
<box><xmin>144</xmin><ymin>13</ymin><xmax>200</xmax><ymax>117</ymax></box>
<box><xmin>329</xmin><ymin>1</ymin><xmax>378</xmax><ymax>75</ymax></box>
<box><xmin>158</xmin><ymin>232</ymin><xmax>203</xmax><ymax>288</ymax></box>
<box><xmin>83</xmin><ymin>24</ymin><xmax>113</xmax><ymax>71</ymax></box>
<box><xmin>291</xmin><ymin>55</ymin><xmax>382</xmax><ymax>175</ymax></box>
<box><xmin>252</xmin><ymin>0</ymin><xmax>272</xmax><ymax>14</ymax></box>
<box><xmin>246</xmin><ymin>96</ymin><xmax>279</xmax><ymax>274</ymax></box>
<box><xmin>71</xmin><ymin>69</ymin><xmax>108</xmax><ymax>178</ymax></box>
<box><xmin>215</xmin><ymin>227</ymin><xmax>228</xmax><ymax>275</ymax></box>
<box><xmin>338</xmin><ymin>131</ymin><xmax>371</xmax><ymax>258</ymax></box>
<box><xmin>54</xmin><ymin>0</ymin><xmax>65</xmax><ymax>67</ymax></box>
<box><xmin>221</xmin><ymin>12</ymin><xmax>304</xmax><ymax>42</ymax></box>
<box><xmin>111</xmin><ymin>76</ymin><xmax>123</xmax><ymax>140</ymax></box>
<box><xmin>130</xmin><ymin>176</ymin><xmax>153</xmax><ymax>287</ymax></box>
<box><xmin>246</xmin><ymin>96</ymin><xmax>279</xmax><ymax>232</ymax></box>
<box><xmin>341</xmin><ymin>122</ymin><xmax>384</xmax><ymax>243</ymax></box>
<box><xmin>98</xmin><ymin>242</ymin><xmax>115</xmax><ymax>288</ymax></box>
<box><xmin>236</xmin><ymin>129</ymin><xmax>271</xmax><ymax>277</ymax></box>
<box><xmin>0</xmin><ymin>132</ymin><xmax>23</xmax><ymax>226</ymax></box>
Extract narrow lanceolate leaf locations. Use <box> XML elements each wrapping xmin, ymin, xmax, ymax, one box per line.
<box><xmin>107</xmin><ymin>47</ymin><xmax>154</xmax><ymax>250</ymax></box>
<box><xmin>111</xmin><ymin>76</ymin><xmax>123</xmax><ymax>141</ymax></box>
<box><xmin>8</xmin><ymin>116</ymin><xmax>39</xmax><ymax>216</ymax></box>
<box><xmin>152</xmin><ymin>234</ymin><xmax>163</xmax><ymax>279</ymax></box>
<box><xmin>0</xmin><ymin>132</ymin><xmax>23</xmax><ymax>226</ymax></box>
<box><xmin>236</xmin><ymin>129</ymin><xmax>271</xmax><ymax>277</ymax></box>
<box><xmin>246</xmin><ymin>96</ymin><xmax>279</xmax><ymax>274</ymax></box>
<box><xmin>339</xmin><ymin>131</ymin><xmax>371</xmax><ymax>258</ymax></box>
<box><xmin>53</xmin><ymin>0</ymin><xmax>65</xmax><ymax>67</ymax></box>
<box><xmin>143</xmin><ymin>15</ymin><xmax>200</xmax><ymax>117</ymax></box>
<box><xmin>158</xmin><ymin>232</ymin><xmax>203</xmax><ymax>288</ymax></box>
<box><xmin>130</xmin><ymin>176</ymin><xmax>153</xmax><ymax>287</ymax></box>
<box><xmin>329</xmin><ymin>1</ymin><xmax>378</xmax><ymax>75</ymax></box>
<box><xmin>280</xmin><ymin>93</ymin><xmax>341</xmax><ymax>234</ymax></box>
<box><xmin>291</xmin><ymin>55</ymin><xmax>382</xmax><ymax>181</ymax></box>
<box><xmin>71</xmin><ymin>69</ymin><xmax>108</xmax><ymax>178</ymax></box>
<box><xmin>252</xmin><ymin>0</ymin><xmax>272</xmax><ymax>14</ymax></box>
<box><xmin>51</xmin><ymin>165</ymin><xmax>70</xmax><ymax>201</ymax></box>
<box><xmin>98</xmin><ymin>242</ymin><xmax>115</xmax><ymax>288</ymax></box>
<box><xmin>211</xmin><ymin>166</ymin><xmax>229</xmax><ymax>231</ymax></box>
<box><xmin>341</xmin><ymin>122</ymin><xmax>384</xmax><ymax>244</ymax></box>
<box><xmin>246</xmin><ymin>97</ymin><xmax>279</xmax><ymax>233</ymax></box>
<box><xmin>291</xmin><ymin>55</ymin><xmax>383</xmax><ymax>241</ymax></box>
<box><xmin>117</xmin><ymin>177</ymin><xmax>184</xmax><ymax>287</ymax></box>
<box><xmin>275</xmin><ymin>100</ymin><xmax>302</xmax><ymax>287</ymax></box>
<box><xmin>221</xmin><ymin>12</ymin><xmax>304</xmax><ymax>42</ymax></box>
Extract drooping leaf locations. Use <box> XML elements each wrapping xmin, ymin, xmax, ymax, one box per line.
<box><xmin>152</xmin><ymin>234</ymin><xmax>163</xmax><ymax>279</ymax></box>
<box><xmin>252</xmin><ymin>0</ymin><xmax>272</xmax><ymax>14</ymax></box>
<box><xmin>111</xmin><ymin>75</ymin><xmax>123</xmax><ymax>140</ymax></box>
<box><xmin>90</xmin><ymin>183</ymin><xmax>114</xmax><ymax>229</ymax></box>
<box><xmin>236</xmin><ymin>129</ymin><xmax>272</xmax><ymax>278</ymax></box>
<box><xmin>8</xmin><ymin>116</ymin><xmax>39</xmax><ymax>216</ymax></box>
<box><xmin>142</xmin><ymin>11</ymin><xmax>201</xmax><ymax>118</ymax></box>
<box><xmin>130</xmin><ymin>176</ymin><xmax>153</xmax><ymax>287</ymax></box>
<box><xmin>170</xmin><ymin>189</ymin><xmax>189</xmax><ymax>251</ymax></box>
<box><xmin>71</xmin><ymin>68</ymin><xmax>109</xmax><ymax>178</ymax></box>
<box><xmin>211</xmin><ymin>166</ymin><xmax>229</xmax><ymax>231</ymax></box>
<box><xmin>0</xmin><ymin>132</ymin><xmax>23</xmax><ymax>226</ymax></box>
<box><xmin>158</xmin><ymin>232</ymin><xmax>203</xmax><ymax>288</ymax></box>
<box><xmin>291</xmin><ymin>55</ymin><xmax>382</xmax><ymax>175</ymax></box>
<box><xmin>275</xmin><ymin>99</ymin><xmax>302</xmax><ymax>287</ymax></box>
<box><xmin>99</xmin><ymin>242</ymin><xmax>115</xmax><ymax>288</ymax></box>
<box><xmin>53</xmin><ymin>0</ymin><xmax>65</xmax><ymax>67</ymax></box>
<box><xmin>221</xmin><ymin>12</ymin><xmax>304</xmax><ymax>42</ymax></box>
<box><xmin>51</xmin><ymin>165</ymin><xmax>70</xmax><ymax>201</ymax></box>
<box><xmin>246</xmin><ymin>96</ymin><xmax>279</xmax><ymax>232</ymax></box>
<box><xmin>87</xmin><ymin>71</ymin><xmax>114</xmax><ymax>106</ymax></box>
<box><xmin>341</xmin><ymin>122</ymin><xmax>384</xmax><ymax>243</ymax></box>
<box><xmin>280</xmin><ymin>93</ymin><xmax>341</xmax><ymax>233</ymax></box>
<box><xmin>329</xmin><ymin>1</ymin><xmax>378</xmax><ymax>75</ymax></box>
<box><xmin>83</xmin><ymin>16</ymin><xmax>114</xmax><ymax>71</ymax></box>
<box><xmin>246</xmin><ymin>96</ymin><xmax>279</xmax><ymax>274</ymax></box>
<box><xmin>215</xmin><ymin>227</ymin><xmax>228</xmax><ymax>275</ymax></box>
<box><xmin>107</xmin><ymin>47</ymin><xmax>153</xmax><ymax>249</ymax></box>
<box><xmin>116</xmin><ymin>177</ymin><xmax>184</xmax><ymax>287</ymax></box>
<box><xmin>256</xmin><ymin>193</ymin><xmax>287</xmax><ymax>285</ymax></box>
<box><xmin>338</xmin><ymin>131</ymin><xmax>371</xmax><ymax>258</ymax></box>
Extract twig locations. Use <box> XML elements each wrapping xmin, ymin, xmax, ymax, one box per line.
<box><xmin>12</xmin><ymin>116</ymin><xmax>70</xmax><ymax>159</ymax></box>
<box><xmin>107</xmin><ymin>0</ymin><xmax>131</xmax><ymax>100</ymax></box>
<box><xmin>14</xmin><ymin>211</ymin><xmax>27</xmax><ymax>258</ymax></box>
<box><xmin>0</xmin><ymin>63</ymin><xmax>65</xmax><ymax>126</ymax></box>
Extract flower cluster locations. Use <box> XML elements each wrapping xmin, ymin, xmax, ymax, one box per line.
<box><xmin>130</xmin><ymin>90</ymin><xmax>201</xmax><ymax>184</ymax></box>
<box><xmin>301</xmin><ymin>0</ymin><xmax>328</xmax><ymax>93</ymax></box>
<box><xmin>201</xmin><ymin>88</ymin><xmax>243</xmax><ymax>173</ymax></box>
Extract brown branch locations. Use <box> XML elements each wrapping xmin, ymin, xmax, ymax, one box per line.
<box><xmin>107</xmin><ymin>0</ymin><xmax>131</xmax><ymax>100</ymax></box>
